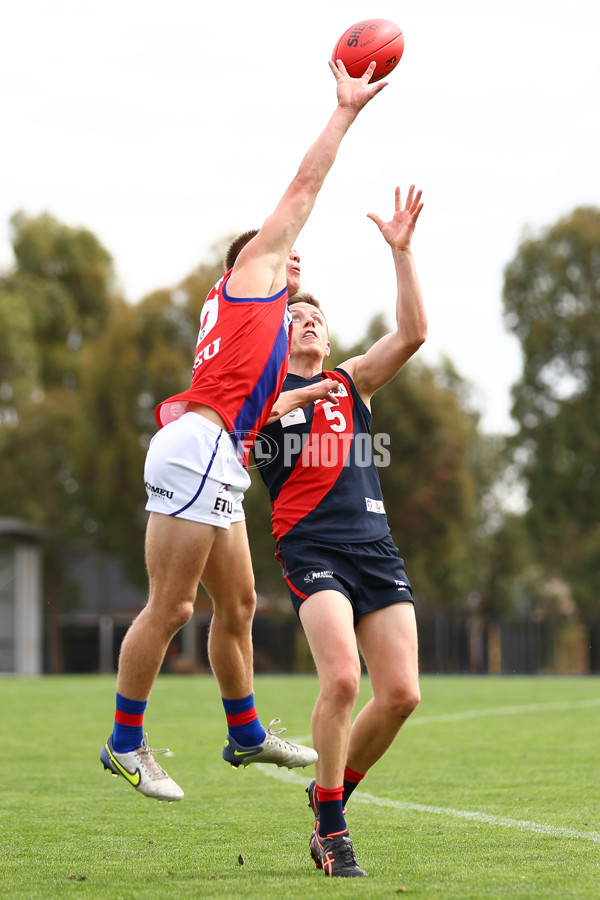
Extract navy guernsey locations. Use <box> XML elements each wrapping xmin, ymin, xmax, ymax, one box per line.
<box><xmin>258</xmin><ymin>368</ymin><xmax>390</xmax><ymax>544</ymax></box>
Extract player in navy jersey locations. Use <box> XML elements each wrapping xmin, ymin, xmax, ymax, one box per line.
<box><xmin>100</xmin><ymin>60</ymin><xmax>388</xmax><ymax>803</ymax></box>
<box><xmin>258</xmin><ymin>185</ymin><xmax>426</xmax><ymax>876</ymax></box>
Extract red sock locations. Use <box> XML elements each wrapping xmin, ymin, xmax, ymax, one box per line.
<box><xmin>343</xmin><ymin>766</ymin><xmax>366</xmax><ymax>806</ymax></box>
<box><xmin>316</xmin><ymin>785</ymin><xmax>344</xmax><ymax>803</ymax></box>
<box><xmin>222</xmin><ymin>694</ymin><xmax>266</xmax><ymax>746</ymax></box>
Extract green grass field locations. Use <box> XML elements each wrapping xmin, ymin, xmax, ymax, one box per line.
<box><xmin>1</xmin><ymin>674</ymin><xmax>599</xmax><ymax>899</ymax></box>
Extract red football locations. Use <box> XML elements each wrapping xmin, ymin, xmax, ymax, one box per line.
<box><xmin>332</xmin><ymin>19</ymin><xmax>404</xmax><ymax>83</ymax></box>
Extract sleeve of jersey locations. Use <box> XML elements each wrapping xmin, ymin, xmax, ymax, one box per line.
<box><xmin>271</xmin><ymin>372</ymin><xmax>355</xmax><ymax>540</ymax></box>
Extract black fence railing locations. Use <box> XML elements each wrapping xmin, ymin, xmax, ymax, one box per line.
<box><xmin>53</xmin><ymin>610</ymin><xmax>599</xmax><ymax>676</ymax></box>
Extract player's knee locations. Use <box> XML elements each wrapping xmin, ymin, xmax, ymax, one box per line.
<box><xmin>323</xmin><ymin>666</ymin><xmax>361</xmax><ymax>709</ymax></box>
<box><xmin>232</xmin><ymin>589</ymin><xmax>257</xmax><ymax>633</ymax></box>
<box><xmin>239</xmin><ymin>587</ymin><xmax>257</xmax><ymax>619</ymax></box>
<box><xmin>385</xmin><ymin>682</ymin><xmax>420</xmax><ymax>721</ymax></box>
<box><xmin>212</xmin><ymin>588</ymin><xmax>257</xmax><ymax>632</ymax></box>
<box><xmin>165</xmin><ymin>599</ymin><xmax>195</xmax><ymax>634</ymax></box>
<box><xmin>144</xmin><ymin>589</ymin><xmax>196</xmax><ymax>637</ymax></box>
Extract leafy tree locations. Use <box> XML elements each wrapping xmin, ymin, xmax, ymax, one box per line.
<box><xmin>0</xmin><ymin>212</ymin><xmax>117</xmax><ymax>669</ymax></box>
<box><xmin>503</xmin><ymin>206</ymin><xmax>600</xmax><ymax>616</ymax></box>
<box><xmin>0</xmin><ymin>279</ymin><xmax>39</xmax><ymax>407</ymax></box>
<box><xmin>372</xmin><ymin>357</ymin><xmax>494</xmax><ymax>610</ymax></box>
<box><xmin>1</xmin><ymin>212</ymin><xmax>113</xmax><ymax>402</ymax></box>
<box><xmin>10</xmin><ymin>211</ymin><xmax>112</xmax><ymax>340</ymax></box>
<box><xmin>0</xmin><ymin>211</ymin><xmax>227</xmax><ymax>667</ymax></box>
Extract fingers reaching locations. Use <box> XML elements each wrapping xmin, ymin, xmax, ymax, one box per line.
<box><xmin>367</xmin><ymin>185</ymin><xmax>424</xmax><ymax>245</ymax></box>
<box><xmin>329</xmin><ymin>57</ymin><xmax>388</xmax><ymax>100</ymax></box>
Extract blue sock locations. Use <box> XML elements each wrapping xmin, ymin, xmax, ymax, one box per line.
<box><xmin>317</xmin><ymin>786</ymin><xmax>347</xmax><ymax>837</ymax></box>
<box><xmin>222</xmin><ymin>694</ymin><xmax>266</xmax><ymax>747</ymax></box>
<box><xmin>112</xmin><ymin>693</ymin><xmax>147</xmax><ymax>753</ymax></box>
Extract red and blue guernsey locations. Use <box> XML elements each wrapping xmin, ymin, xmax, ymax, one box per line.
<box><xmin>258</xmin><ymin>368</ymin><xmax>391</xmax><ymax>543</ymax></box>
<box><xmin>155</xmin><ymin>271</ymin><xmax>292</xmax><ymax>464</ymax></box>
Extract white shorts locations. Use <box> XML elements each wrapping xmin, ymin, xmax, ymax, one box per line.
<box><xmin>144</xmin><ymin>413</ymin><xmax>251</xmax><ymax>528</ymax></box>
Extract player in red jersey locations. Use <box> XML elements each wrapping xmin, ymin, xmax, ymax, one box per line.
<box><xmin>100</xmin><ymin>60</ymin><xmax>388</xmax><ymax>803</ymax></box>
<box><xmin>259</xmin><ymin>185</ymin><xmax>426</xmax><ymax>875</ymax></box>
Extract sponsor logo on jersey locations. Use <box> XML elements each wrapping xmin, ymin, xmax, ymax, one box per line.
<box><xmin>145</xmin><ymin>482</ymin><xmax>174</xmax><ymax>500</ymax></box>
<box><xmin>365</xmin><ymin>497</ymin><xmax>386</xmax><ymax>514</ymax></box>
<box><xmin>395</xmin><ymin>579</ymin><xmax>409</xmax><ymax>590</ymax></box>
<box><xmin>303</xmin><ymin>570</ymin><xmax>334</xmax><ymax>584</ymax></box>
<box><xmin>280</xmin><ymin>407</ymin><xmax>307</xmax><ymax>428</ymax></box>
<box><xmin>213</xmin><ymin>493</ymin><xmax>233</xmax><ymax>516</ymax></box>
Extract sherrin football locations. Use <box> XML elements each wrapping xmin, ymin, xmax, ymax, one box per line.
<box><xmin>332</xmin><ymin>19</ymin><xmax>404</xmax><ymax>83</ymax></box>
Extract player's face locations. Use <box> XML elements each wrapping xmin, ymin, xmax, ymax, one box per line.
<box><xmin>289</xmin><ymin>303</ymin><xmax>330</xmax><ymax>361</ymax></box>
<box><xmin>286</xmin><ymin>248</ymin><xmax>301</xmax><ymax>296</ymax></box>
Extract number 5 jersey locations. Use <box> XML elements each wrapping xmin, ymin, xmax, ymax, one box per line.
<box><xmin>258</xmin><ymin>368</ymin><xmax>391</xmax><ymax>543</ymax></box>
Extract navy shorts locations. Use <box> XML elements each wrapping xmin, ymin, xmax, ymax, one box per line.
<box><xmin>275</xmin><ymin>533</ymin><xmax>414</xmax><ymax>624</ymax></box>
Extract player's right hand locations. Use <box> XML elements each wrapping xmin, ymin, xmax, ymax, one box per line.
<box><xmin>329</xmin><ymin>59</ymin><xmax>388</xmax><ymax>112</ymax></box>
<box><xmin>267</xmin><ymin>379</ymin><xmax>340</xmax><ymax>424</ymax></box>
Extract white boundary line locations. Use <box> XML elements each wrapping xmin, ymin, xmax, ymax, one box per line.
<box><xmin>286</xmin><ymin>698</ymin><xmax>600</xmax><ymax>740</ymax></box>
<box><xmin>409</xmin><ymin>696</ymin><xmax>600</xmax><ymax>726</ymax></box>
<box><xmin>257</xmin><ymin>766</ymin><xmax>600</xmax><ymax>844</ymax></box>
<box><xmin>256</xmin><ymin>698</ymin><xmax>600</xmax><ymax>846</ymax></box>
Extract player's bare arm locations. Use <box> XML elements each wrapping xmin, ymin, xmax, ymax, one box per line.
<box><xmin>227</xmin><ymin>61</ymin><xmax>387</xmax><ymax>301</ymax></box>
<box><xmin>341</xmin><ymin>185</ymin><xmax>426</xmax><ymax>404</ymax></box>
<box><xmin>266</xmin><ymin>378</ymin><xmax>340</xmax><ymax>425</ymax></box>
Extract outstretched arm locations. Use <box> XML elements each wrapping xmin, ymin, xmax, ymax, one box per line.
<box><xmin>227</xmin><ymin>60</ymin><xmax>388</xmax><ymax>300</ymax></box>
<box><xmin>340</xmin><ymin>185</ymin><xmax>426</xmax><ymax>403</ymax></box>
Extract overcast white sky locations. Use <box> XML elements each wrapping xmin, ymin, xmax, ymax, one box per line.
<box><xmin>2</xmin><ymin>0</ymin><xmax>598</xmax><ymax>433</ymax></box>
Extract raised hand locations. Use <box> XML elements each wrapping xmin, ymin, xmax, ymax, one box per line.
<box><xmin>329</xmin><ymin>58</ymin><xmax>388</xmax><ymax>112</ymax></box>
<box><xmin>367</xmin><ymin>185</ymin><xmax>424</xmax><ymax>251</ymax></box>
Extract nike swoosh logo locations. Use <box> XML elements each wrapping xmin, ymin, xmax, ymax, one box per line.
<box><xmin>233</xmin><ymin>748</ymin><xmax>260</xmax><ymax>757</ymax></box>
<box><xmin>106</xmin><ymin>745</ymin><xmax>141</xmax><ymax>786</ymax></box>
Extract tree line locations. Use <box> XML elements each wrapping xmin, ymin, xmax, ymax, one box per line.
<box><xmin>1</xmin><ymin>205</ymin><xmax>599</xmax><ymax>667</ymax></box>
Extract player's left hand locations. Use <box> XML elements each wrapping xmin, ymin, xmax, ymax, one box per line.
<box><xmin>367</xmin><ymin>185</ymin><xmax>424</xmax><ymax>251</ymax></box>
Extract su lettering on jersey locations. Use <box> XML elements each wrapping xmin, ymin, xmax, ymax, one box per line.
<box><xmin>192</xmin><ymin>284</ymin><xmax>222</xmax><ymax>372</ymax></box>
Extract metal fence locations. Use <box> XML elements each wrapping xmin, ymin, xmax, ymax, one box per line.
<box><xmin>54</xmin><ymin>609</ymin><xmax>599</xmax><ymax>675</ymax></box>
